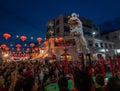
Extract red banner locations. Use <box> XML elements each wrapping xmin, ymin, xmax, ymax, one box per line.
<box><xmin>109</xmin><ymin>57</ymin><xmax>114</xmax><ymax>77</ymax></box>
<box><xmin>117</xmin><ymin>56</ymin><xmax>120</xmax><ymax>71</ymax></box>
<box><xmin>100</xmin><ymin>55</ymin><xmax>106</xmax><ymax>77</ymax></box>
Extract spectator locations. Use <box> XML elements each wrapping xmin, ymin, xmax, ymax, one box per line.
<box><xmin>22</xmin><ymin>75</ymin><xmax>38</xmax><ymax>91</ymax></box>
<box><xmin>116</xmin><ymin>70</ymin><xmax>120</xmax><ymax>79</ymax></box>
<box><xmin>73</xmin><ymin>71</ymin><xmax>95</xmax><ymax>91</ymax></box>
<box><xmin>58</xmin><ymin>77</ymin><xmax>69</xmax><ymax>91</ymax></box>
<box><xmin>106</xmin><ymin>77</ymin><xmax>120</xmax><ymax>91</ymax></box>
<box><xmin>95</xmin><ymin>74</ymin><xmax>105</xmax><ymax>91</ymax></box>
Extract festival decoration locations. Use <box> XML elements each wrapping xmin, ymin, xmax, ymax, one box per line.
<box><xmin>26</xmin><ymin>48</ymin><xmax>30</xmax><ymax>51</ymax></box>
<box><xmin>26</xmin><ymin>51</ymin><xmax>28</xmax><ymax>53</ymax></box>
<box><xmin>20</xmin><ymin>36</ymin><xmax>27</xmax><ymax>41</ymax></box>
<box><xmin>55</xmin><ymin>38</ymin><xmax>59</xmax><ymax>43</ymax></box>
<box><xmin>99</xmin><ymin>55</ymin><xmax>106</xmax><ymax>77</ymax></box>
<box><xmin>68</xmin><ymin>13</ymin><xmax>89</xmax><ymax>53</ymax></box>
<box><xmin>16</xmin><ymin>48</ymin><xmax>21</xmax><ymax>51</ymax></box>
<box><xmin>5</xmin><ymin>47</ymin><xmax>9</xmax><ymax>51</ymax></box>
<box><xmin>49</xmin><ymin>37</ymin><xmax>54</xmax><ymax>42</ymax></box>
<box><xmin>30</xmin><ymin>43</ymin><xmax>35</xmax><ymax>47</ymax></box>
<box><xmin>109</xmin><ymin>57</ymin><xmax>114</xmax><ymax>77</ymax></box>
<box><xmin>44</xmin><ymin>41</ymin><xmax>48</xmax><ymax>45</ymax></box>
<box><xmin>3</xmin><ymin>33</ymin><xmax>11</xmax><ymax>39</ymax></box>
<box><xmin>117</xmin><ymin>56</ymin><xmax>120</xmax><ymax>71</ymax></box>
<box><xmin>35</xmin><ymin>48</ymin><xmax>38</xmax><ymax>51</ymax></box>
<box><xmin>1</xmin><ymin>44</ymin><xmax>7</xmax><ymax>49</ymax></box>
<box><xmin>16</xmin><ymin>44</ymin><xmax>21</xmax><ymax>48</ymax></box>
<box><xmin>37</xmin><ymin>37</ymin><xmax>42</xmax><ymax>43</ymax></box>
<box><xmin>58</xmin><ymin>37</ymin><xmax>63</xmax><ymax>42</ymax></box>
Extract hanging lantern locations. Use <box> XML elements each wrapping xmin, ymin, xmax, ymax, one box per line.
<box><xmin>59</xmin><ymin>37</ymin><xmax>63</xmax><ymax>41</ymax></box>
<box><xmin>26</xmin><ymin>48</ymin><xmax>30</xmax><ymax>51</ymax></box>
<box><xmin>5</xmin><ymin>47</ymin><xmax>9</xmax><ymax>51</ymax></box>
<box><xmin>37</xmin><ymin>37</ymin><xmax>42</xmax><ymax>43</ymax></box>
<box><xmin>44</xmin><ymin>41</ymin><xmax>48</xmax><ymax>45</ymax></box>
<box><xmin>49</xmin><ymin>37</ymin><xmax>54</xmax><ymax>42</ymax></box>
<box><xmin>35</xmin><ymin>47</ymin><xmax>38</xmax><ymax>51</ymax></box>
<box><xmin>17</xmin><ymin>48</ymin><xmax>21</xmax><ymax>51</ymax></box>
<box><xmin>32</xmin><ymin>50</ymin><xmax>35</xmax><ymax>53</ymax></box>
<box><xmin>1</xmin><ymin>44</ymin><xmax>7</xmax><ymax>49</ymax></box>
<box><xmin>20</xmin><ymin>36</ymin><xmax>27</xmax><ymax>41</ymax></box>
<box><xmin>30</xmin><ymin>43</ymin><xmax>35</xmax><ymax>47</ymax></box>
<box><xmin>16</xmin><ymin>44</ymin><xmax>21</xmax><ymax>48</ymax></box>
<box><xmin>55</xmin><ymin>38</ymin><xmax>59</xmax><ymax>43</ymax></box>
<box><xmin>26</xmin><ymin>51</ymin><xmax>28</xmax><ymax>53</ymax></box>
<box><xmin>3</xmin><ymin>33</ymin><xmax>11</xmax><ymax>39</ymax></box>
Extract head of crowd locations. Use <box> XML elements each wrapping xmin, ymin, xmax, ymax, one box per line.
<box><xmin>0</xmin><ymin>59</ymin><xmax>120</xmax><ymax>91</ymax></box>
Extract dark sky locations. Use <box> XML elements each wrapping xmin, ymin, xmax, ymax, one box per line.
<box><xmin>0</xmin><ymin>0</ymin><xmax>120</xmax><ymax>51</ymax></box>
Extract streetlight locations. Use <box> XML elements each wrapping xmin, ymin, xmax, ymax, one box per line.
<box><xmin>92</xmin><ymin>31</ymin><xmax>96</xmax><ymax>36</ymax></box>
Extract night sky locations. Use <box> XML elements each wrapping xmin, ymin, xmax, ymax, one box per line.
<box><xmin>0</xmin><ymin>0</ymin><xmax>120</xmax><ymax>51</ymax></box>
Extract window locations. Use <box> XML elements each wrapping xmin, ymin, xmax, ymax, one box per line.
<box><xmin>64</xmin><ymin>18</ymin><xmax>68</xmax><ymax>23</ymax></box>
<box><xmin>100</xmin><ymin>43</ymin><xmax>103</xmax><ymax>48</ymax></box>
<box><xmin>56</xmin><ymin>20</ymin><xmax>59</xmax><ymax>25</ymax></box>
<box><xmin>109</xmin><ymin>44</ymin><xmax>112</xmax><ymax>49</ymax></box>
<box><xmin>95</xmin><ymin>43</ymin><xmax>98</xmax><ymax>47</ymax></box>
<box><xmin>88</xmin><ymin>40</ymin><xmax>93</xmax><ymax>47</ymax></box>
<box><xmin>105</xmin><ymin>43</ymin><xmax>108</xmax><ymax>48</ymax></box>
<box><xmin>114</xmin><ymin>36</ymin><xmax>117</xmax><ymax>38</ymax></box>
<box><xmin>89</xmin><ymin>44</ymin><xmax>93</xmax><ymax>46</ymax></box>
<box><xmin>56</xmin><ymin>27</ymin><xmax>60</xmax><ymax>34</ymax></box>
<box><xmin>106</xmin><ymin>36</ymin><xmax>109</xmax><ymax>39</ymax></box>
<box><xmin>64</xmin><ymin>26</ymin><xmax>70</xmax><ymax>33</ymax></box>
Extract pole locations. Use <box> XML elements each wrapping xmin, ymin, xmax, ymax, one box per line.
<box><xmin>64</xmin><ymin>48</ymin><xmax>68</xmax><ymax>74</ymax></box>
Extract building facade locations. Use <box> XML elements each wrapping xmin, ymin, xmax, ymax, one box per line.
<box><xmin>43</xmin><ymin>14</ymin><xmax>115</xmax><ymax>61</ymax></box>
<box><xmin>101</xmin><ymin>29</ymin><xmax>120</xmax><ymax>55</ymax></box>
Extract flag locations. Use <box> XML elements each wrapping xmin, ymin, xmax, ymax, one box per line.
<box><xmin>109</xmin><ymin>57</ymin><xmax>114</xmax><ymax>77</ymax></box>
<box><xmin>100</xmin><ymin>55</ymin><xmax>106</xmax><ymax>77</ymax></box>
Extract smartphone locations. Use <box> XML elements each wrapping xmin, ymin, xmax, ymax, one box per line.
<box><xmin>104</xmin><ymin>77</ymin><xmax>108</xmax><ymax>85</ymax></box>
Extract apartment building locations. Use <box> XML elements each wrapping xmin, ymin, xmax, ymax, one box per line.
<box><xmin>101</xmin><ymin>29</ymin><xmax>120</xmax><ymax>55</ymax></box>
<box><xmin>44</xmin><ymin>14</ymin><xmax>115</xmax><ymax>61</ymax></box>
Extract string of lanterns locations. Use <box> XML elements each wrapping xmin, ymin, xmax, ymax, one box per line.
<box><xmin>1</xmin><ymin>32</ymin><xmax>65</xmax><ymax>58</ymax></box>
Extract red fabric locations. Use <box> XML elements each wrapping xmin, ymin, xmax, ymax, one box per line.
<box><xmin>100</xmin><ymin>55</ymin><xmax>106</xmax><ymax>77</ymax></box>
<box><xmin>117</xmin><ymin>56</ymin><xmax>120</xmax><ymax>71</ymax></box>
<box><xmin>109</xmin><ymin>58</ymin><xmax>114</xmax><ymax>77</ymax></box>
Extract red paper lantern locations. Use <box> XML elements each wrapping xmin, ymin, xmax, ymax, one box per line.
<box><xmin>59</xmin><ymin>37</ymin><xmax>63</xmax><ymax>41</ymax></box>
<box><xmin>16</xmin><ymin>44</ymin><xmax>21</xmax><ymax>48</ymax></box>
<box><xmin>3</xmin><ymin>33</ymin><xmax>11</xmax><ymax>39</ymax></box>
<box><xmin>20</xmin><ymin>36</ymin><xmax>27</xmax><ymax>41</ymax></box>
<box><xmin>26</xmin><ymin>48</ymin><xmax>30</xmax><ymax>51</ymax></box>
<box><xmin>26</xmin><ymin>51</ymin><xmax>28</xmax><ymax>53</ymax></box>
<box><xmin>49</xmin><ymin>37</ymin><xmax>54</xmax><ymax>42</ymax></box>
<box><xmin>35</xmin><ymin>48</ymin><xmax>38</xmax><ymax>51</ymax></box>
<box><xmin>1</xmin><ymin>44</ymin><xmax>7</xmax><ymax>49</ymax></box>
<box><xmin>55</xmin><ymin>38</ymin><xmax>59</xmax><ymax>43</ymax></box>
<box><xmin>37</xmin><ymin>37</ymin><xmax>42</xmax><ymax>43</ymax></box>
<box><xmin>44</xmin><ymin>41</ymin><xmax>48</xmax><ymax>45</ymax></box>
<box><xmin>17</xmin><ymin>48</ymin><xmax>21</xmax><ymax>51</ymax></box>
<box><xmin>5</xmin><ymin>47</ymin><xmax>9</xmax><ymax>51</ymax></box>
<box><xmin>32</xmin><ymin>50</ymin><xmax>35</xmax><ymax>52</ymax></box>
<box><xmin>30</xmin><ymin>43</ymin><xmax>35</xmax><ymax>47</ymax></box>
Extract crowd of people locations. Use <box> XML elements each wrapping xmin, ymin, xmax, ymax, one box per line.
<box><xmin>0</xmin><ymin>59</ymin><xmax>120</xmax><ymax>91</ymax></box>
